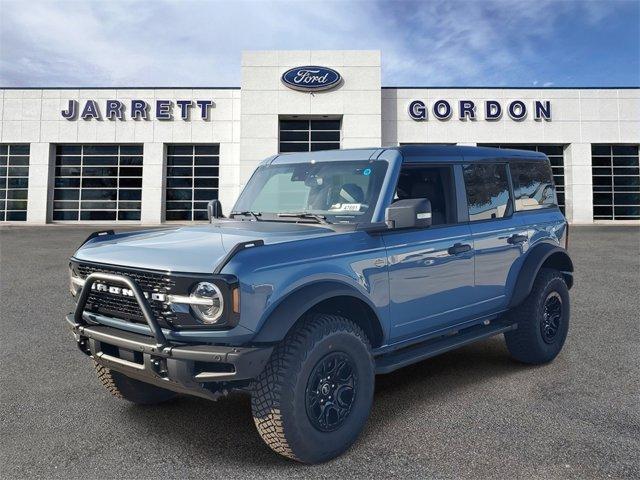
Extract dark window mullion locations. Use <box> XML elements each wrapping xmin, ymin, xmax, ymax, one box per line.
<box><xmin>1</xmin><ymin>144</ymin><xmax>30</xmax><ymax>221</ymax></box>
<box><xmin>54</xmin><ymin>145</ymin><xmax>141</xmax><ymax>222</ymax></box>
<box><xmin>279</xmin><ymin>119</ymin><xmax>341</xmax><ymax>153</ymax></box>
<box><xmin>165</xmin><ymin>145</ymin><xmax>219</xmax><ymax>222</ymax></box>
<box><xmin>591</xmin><ymin>145</ymin><xmax>640</xmax><ymax>220</ymax></box>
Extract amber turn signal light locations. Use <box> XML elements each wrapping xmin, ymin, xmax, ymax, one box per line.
<box><xmin>232</xmin><ymin>287</ymin><xmax>240</xmax><ymax>314</ymax></box>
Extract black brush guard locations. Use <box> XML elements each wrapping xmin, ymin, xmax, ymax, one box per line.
<box><xmin>67</xmin><ymin>272</ymin><xmax>272</xmax><ymax>400</ymax></box>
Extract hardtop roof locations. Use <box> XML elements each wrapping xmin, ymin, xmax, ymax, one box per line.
<box><xmin>394</xmin><ymin>144</ymin><xmax>547</xmax><ymax>162</ymax></box>
<box><xmin>269</xmin><ymin>144</ymin><xmax>547</xmax><ymax>165</ymax></box>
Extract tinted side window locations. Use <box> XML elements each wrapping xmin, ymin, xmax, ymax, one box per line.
<box><xmin>393</xmin><ymin>165</ymin><xmax>457</xmax><ymax>225</ymax></box>
<box><xmin>463</xmin><ymin>163</ymin><xmax>511</xmax><ymax>221</ymax></box>
<box><xmin>510</xmin><ymin>161</ymin><xmax>557</xmax><ymax>211</ymax></box>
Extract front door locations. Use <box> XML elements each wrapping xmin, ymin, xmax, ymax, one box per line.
<box><xmin>382</xmin><ymin>164</ymin><xmax>475</xmax><ymax>342</ymax></box>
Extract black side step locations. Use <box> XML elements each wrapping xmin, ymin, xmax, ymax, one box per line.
<box><xmin>375</xmin><ymin>322</ymin><xmax>517</xmax><ymax>374</ymax></box>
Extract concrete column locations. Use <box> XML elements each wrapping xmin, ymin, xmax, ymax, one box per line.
<box><xmin>218</xmin><ymin>142</ymin><xmax>241</xmax><ymax>216</ymax></box>
<box><xmin>564</xmin><ymin>142</ymin><xmax>593</xmax><ymax>224</ymax></box>
<box><xmin>140</xmin><ymin>142</ymin><xmax>165</xmax><ymax>224</ymax></box>
<box><xmin>26</xmin><ymin>143</ymin><xmax>54</xmax><ymax>224</ymax></box>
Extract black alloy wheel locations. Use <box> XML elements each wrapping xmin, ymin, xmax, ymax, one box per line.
<box><xmin>541</xmin><ymin>292</ymin><xmax>563</xmax><ymax>343</ymax></box>
<box><xmin>305</xmin><ymin>352</ymin><xmax>357</xmax><ymax>432</ymax></box>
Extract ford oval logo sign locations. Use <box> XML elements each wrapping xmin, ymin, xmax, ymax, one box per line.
<box><xmin>281</xmin><ymin>66</ymin><xmax>342</xmax><ymax>92</ymax></box>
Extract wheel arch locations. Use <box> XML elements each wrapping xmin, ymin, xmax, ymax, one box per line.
<box><xmin>252</xmin><ymin>281</ymin><xmax>385</xmax><ymax>348</ymax></box>
<box><xmin>509</xmin><ymin>243</ymin><xmax>574</xmax><ymax>308</ymax></box>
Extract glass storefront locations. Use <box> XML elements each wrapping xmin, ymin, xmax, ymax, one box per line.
<box><xmin>3</xmin><ymin>140</ymin><xmax>639</xmax><ymax>225</ymax></box>
<box><xmin>592</xmin><ymin>145</ymin><xmax>640</xmax><ymax>220</ymax></box>
<box><xmin>0</xmin><ymin>144</ymin><xmax>29</xmax><ymax>221</ymax></box>
<box><xmin>165</xmin><ymin>144</ymin><xmax>220</xmax><ymax>221</ymax></box>
<box><xmin>53</xmin><ymin>145</ymin><xmax>143</xmax><ymax>221</ymax></box>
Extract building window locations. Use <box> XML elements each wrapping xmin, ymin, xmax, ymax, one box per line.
<box><xmin>53</xmin><ymin>145</ymin><xmax>143</xmax><ymax>221</ymax></box>
<box><xmin>0</xmin><ymin>144</ymin><xmax>29</xmax><ymax>221</ymax></box>
<box><xmin>165</xmin><ymin>144</ymin><xmax>219</xmax><ymax>221</ymax></box>
<box><xmin>279</xmin><ymin>119</ymin><xmax>341</xmax><ymax>153</ymax></box>
<box><xmin>592</xmin><ymin>145</ymin><xmax>640</xmax><ymax>220</ymax></box>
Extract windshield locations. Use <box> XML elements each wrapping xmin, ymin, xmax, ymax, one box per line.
<box><xmin>233</xmin><ymin>160</ymin><xmax>388</xmax><ymax>223</ymax></box>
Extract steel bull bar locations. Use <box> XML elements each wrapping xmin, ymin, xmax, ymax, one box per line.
<box><xmin>67</xmin><ymin>272</ymin><xmax>272</xmax><ymax>400</ymax></box>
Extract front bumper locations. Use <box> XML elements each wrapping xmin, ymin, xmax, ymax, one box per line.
<box><xmin>67</xmin><ymin>270</ymin><xmax>271</xmax><ymax>401</ymax></box>
<box><xmin>66</xmin><ymin>315</ymin><xmax>273</xmax><ymax>400</ymax></box>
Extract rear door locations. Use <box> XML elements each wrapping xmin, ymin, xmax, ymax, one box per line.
<box><xmin>382</xmin><ymin>164</ymin><xmax>475</xmax><ymax>342</ymax></box>
<box><xmin>462</xmin><ymin>162</ymin><xmax>527</xmax><ymax>315</ymax></box>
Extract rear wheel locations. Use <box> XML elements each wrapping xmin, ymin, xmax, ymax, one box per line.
<box><xmin>94</xmin><ymin>362</ymin><xmax>177</xmax><ymax>405</ymax></box>
<box><xmin>251</xmin><ymin>314</ymin><xmax>374</xmax><ymax>463</ymax></box>
<box><xmin>504</xmin><ymin>268</ymin><xmax>570</xmax><ymax>364</ymax></box>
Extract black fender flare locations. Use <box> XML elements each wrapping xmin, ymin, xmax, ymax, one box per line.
<box><xmin>509</xmin><ymin>243</ymin><xmax>574</xmax><ymax>308</ymax></box>
<box><xmin>252</xmin><ymin>281</ymin><xmax>384</xmax><ymax>345</ymax></box>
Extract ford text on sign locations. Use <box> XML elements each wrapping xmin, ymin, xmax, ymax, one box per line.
<box><xmin>281</xmin><ymin>66</ymin><xmax>342</xmax><ymax>92</ymax></box>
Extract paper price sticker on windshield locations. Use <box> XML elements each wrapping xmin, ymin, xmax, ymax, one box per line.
<box><xmin>340</xmin><ymin>203</ymin><xmax>362</xmax><ymax>211</ymax></box>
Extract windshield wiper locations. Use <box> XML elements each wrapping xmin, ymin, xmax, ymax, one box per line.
<box><xmin>277</xmin><ymin>212</ymin><xmax>330</xmax><ymax>224</ymax></box>
<box><xmin>230</xmin><ymin>211</ymin><xmax>262</xmax><ymax>221</ymax></box>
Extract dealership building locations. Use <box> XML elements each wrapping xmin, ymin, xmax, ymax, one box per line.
<box><xmin>1</xmin><ymin>50</ymin><xmax>638</xmax><ymax>225</ymax></box>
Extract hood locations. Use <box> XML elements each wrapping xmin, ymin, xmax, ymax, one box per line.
<box><xmin>73</xmin><ymin>220</ymin><xmax>336</xmax><ymax>273</ymax></box>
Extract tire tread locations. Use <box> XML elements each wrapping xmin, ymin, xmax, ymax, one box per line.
<box><xmin>251</xmin><ymin>314</ymin><xmax>370</xmax><ymax>462</ymax></box>
<box><xmin>94</xmin><ymin>362</ymin><xmax>125</xmax><ymax>399</ymax></box>
<box><xmin>93</xmin><ymin>361</ymin><xmax>176</xmax><ymax>404</ymax></box>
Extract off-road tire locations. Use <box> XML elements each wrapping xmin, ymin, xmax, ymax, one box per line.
<box><xmin>251</xmin><ymin>314</ymin><xmax>375</xmax><ymax>464</ymax></box>
<box><xmin>94</xmin><ymin>362</ymin><xmax>177</xmax><ymax>405</ymax></box>
<box><xmin>504</xmin><ymin>268</ymin><xmax>570</xmax><ymax>364</ymax></box>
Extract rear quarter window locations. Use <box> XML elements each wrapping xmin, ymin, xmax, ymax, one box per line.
<box><xmin>463</xmin><ymin>163</ymin><xmax>512</xmax><ymax>221</ymax></box>
<box><xmin>510</xmin><ymin>161</ymin><xmax>558</xmax><ymax>211</ymax></box>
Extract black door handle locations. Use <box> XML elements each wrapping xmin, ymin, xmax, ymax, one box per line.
<box><xmin>448</xmin><ymin>243</ymin><xmax>472</xmax><ymax>255</ymax></box>
<box><xmin>507</xmin><ymin>234</ymin><xmax>528</xmax><ymax>245</ymax></box>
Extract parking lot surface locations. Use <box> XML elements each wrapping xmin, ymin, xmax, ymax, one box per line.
<box><xmin>1</xmin><ymin>225</ymin><xmax>638</xmax><ymax>479</ymax></box>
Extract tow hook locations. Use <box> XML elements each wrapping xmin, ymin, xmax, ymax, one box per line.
<box><xmin>76</xmin><ymin>336</ymin><xmax>91</xmax><ymax>356</ymax></box>
<box><xmin>150</xmin><ymin>356</ymin><xmax>168</xmax><ymax>376</ymax></box>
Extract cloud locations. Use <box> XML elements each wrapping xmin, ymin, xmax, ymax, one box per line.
<box><xmin>370</xmin><ymin>0</ymin><xmax>629</xmax><ymax>86</ymax></box>
<box><xmin>0</xmin><ymin>0</ymin><xmax>636</xmax><ymax>87</ymax></box>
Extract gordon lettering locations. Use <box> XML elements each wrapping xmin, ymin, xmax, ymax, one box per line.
<box><xmin>408</xmin><ymin>99</ymin><xmax>551</xmax><ymax>121</ymax></box>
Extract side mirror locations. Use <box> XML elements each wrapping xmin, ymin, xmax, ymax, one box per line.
<box><xmin>207</xmin><ymin>199</ymin><xmax>224</xmax><ymax>221</ymax></box>
<box><xmin>385</xmin><ymin>198</ymin><xmax>432</xmax><ymax>229</ymax></box>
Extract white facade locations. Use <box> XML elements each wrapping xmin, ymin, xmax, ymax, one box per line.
<box><xmin>1</xmin><ymin>50</ymin><xmax>638</xmax><ymax>225</ymax></box>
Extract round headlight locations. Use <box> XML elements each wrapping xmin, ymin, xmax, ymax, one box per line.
<box><xmin>190</xmin><ymin>282</ymin><xmax>224</xmax><ymax>324</ymax></box>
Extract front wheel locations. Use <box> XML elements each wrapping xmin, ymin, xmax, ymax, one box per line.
<box><xmin>251</xmin><ymin>314</ymin><xmax>374</xmax><ymax>463</ymax></box>
<box><xmin>504</xmin><ymin>268</ymin><xmax>570</xmax><ymax>364</ymax></box>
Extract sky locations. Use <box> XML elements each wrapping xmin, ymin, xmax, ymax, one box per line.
<box><xmin>0</xmin><ymin>0</ymin><xmax>638</xmax><ymax>88</ymax></box>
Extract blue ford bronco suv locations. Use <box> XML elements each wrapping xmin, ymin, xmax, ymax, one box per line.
<box><xmin>66</xmin><ymin>145</ymin><xmax>573</xmax><ymax>463</ymax></box>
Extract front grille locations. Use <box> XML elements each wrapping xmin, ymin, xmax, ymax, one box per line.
<box><xmin>76</xmin><ymin>263</ymin><xmax>175</xmax><ymax>292</ymax></box>
<box><xmin>75</xmin><ymin>263</ymin><xmax>177</xmax><ymax>327</ymax></box>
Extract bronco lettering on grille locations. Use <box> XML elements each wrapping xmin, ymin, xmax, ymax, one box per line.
<box><xmin>91</xmin><ymin>282</ymin><xmax>166</xmax><ymax>302</ymax></box>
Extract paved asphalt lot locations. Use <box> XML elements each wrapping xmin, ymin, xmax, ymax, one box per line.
<box><xmin>1</xmin><ymin>225</ymin><xmax>638</xmax><ymax>479</ymax></box>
